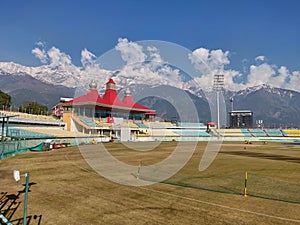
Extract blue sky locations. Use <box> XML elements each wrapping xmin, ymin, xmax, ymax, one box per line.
<box><xmin>1</xmin><ymin>0</ymin><xmax>300</xmax><ymax>70</ymax></box>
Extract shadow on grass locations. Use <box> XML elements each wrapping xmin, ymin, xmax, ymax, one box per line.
<box><xmin>10</xmin><ymin>214</ymin><xmax>43</xmax><ymax>225</ymax></box>
<box><xmin>0</xmin><ymin>182</ymin><xmax>43</xmax><ymax>224</ymax></box>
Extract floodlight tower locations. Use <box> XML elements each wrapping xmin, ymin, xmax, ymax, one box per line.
<box><xmin>213</xmin><ymin>74</ymin><xmax>224</xmax><ymax>129</ymax></box>
<box><xmin>230</xmin><ymin>97</ymin><xmax>234</xmax><ymax>111</ymax></box>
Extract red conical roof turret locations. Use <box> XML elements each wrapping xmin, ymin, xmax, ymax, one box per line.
<box><xmin>106</xmin><ymin>78</ymin><xmax>116</xmax><ymax>84</ymax></box>
<box><xmin>102</xmin><ymin>78</ymin><xmax>122</xmax><ymax>105</ymax></box>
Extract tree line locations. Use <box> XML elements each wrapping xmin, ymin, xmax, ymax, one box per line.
<box><xmin>0</xmin><ymin>90</ymin><xmax>49</xmax><ymax>114</ymax></box>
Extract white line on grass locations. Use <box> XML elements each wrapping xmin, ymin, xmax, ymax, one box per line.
<box><xmin>138</xmin><ymin>187</ymin><xmax>300</xmax><ymax>223</ymax></box>
<box><xmin>65</xmin><ymin>151</ymin><xmax>300</xmax><ymax>223</ymax></box>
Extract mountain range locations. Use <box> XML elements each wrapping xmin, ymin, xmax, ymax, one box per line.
<box><xmin>0</xmin><ymin>61</ymin><xmax>300</xmax><ymax>128</ymax></box>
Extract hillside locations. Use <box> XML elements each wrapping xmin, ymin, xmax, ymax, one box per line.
<box><xmin>0</xmin><ymin>73</ymin><xmax>75</xmax><ymax>108</ymax></box>
<box><xmin>1</xmin><ymin>61</ymin><xmax>300</xmax><ymax>127</ymax></box>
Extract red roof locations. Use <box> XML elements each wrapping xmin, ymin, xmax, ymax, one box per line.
<box><xmin>122</xmin><ymin>95</ymin><xmax>149</xmax><ymax>110</ymax></box>
<box><xmin>63</xmin><ymin>79</ymin><xmax>155</xmax><ymax>112</ymax></box>
<box><xmin>207</xmin><ymin>122</ymin><xmax>216</xmax><ymax>126</ymax></box>
<box><xmin>145</xmin><ymin>112</ymin><xmax>156</xmax><ymax>115</ymax></box>
<box><xmin>106</xmin><ymin>78</ymin><xmax>116</xmax><ymax>84</ymax></box>
<box><xmin>65</xmin><ymin>90</ymin><xmax>101</xmax><ymax>105</ymax></box>
<box><xmin>102</xmin><ymin>89</ymin><xmax>123</xmax><ymax>106</ymax></box>
<box><xmin>122</xmin><ymin>95</ymin><xmax>152</xmax><ymax>110</ymax></box>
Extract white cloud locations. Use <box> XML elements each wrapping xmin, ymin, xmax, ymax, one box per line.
<box><xmin>188</xmin><ymin>47</ymin><xmax>242</xmax><ymax>91</ymax></box>
<box><xmin>248</xmin><ymin>63</ymin><xmax>286</xmax><ymax>88</ymax></box>
<box><xmin>32</xmin><ymin>45</ymin><xmax>73</xmax><ymax>67</ymax></box>
<box><xmin>117</xmin><ymin>62</ymin><xmax>182</xmax><ymax>89</ymax></box>
<box><xmin>287</xmin><ymin>71</ymin><xmax>300</xmax><ymax>91</ymax></box>
<box><xmin>247</xmin><ymin>63</ymin><xmax>276</xmax><ymax>86</ymax></box>
<box><xmin>32</xmin><ymin>47</ymin><xmax>48</xmax><ymax>64</ymax></box>
<box><xmin>188</xmin><ymin>47</ymin><xmax>300</xmax><ymax>92</ymax></box>
<box><xmin>188</xmin><ymin>48</ymin><xmax>210</xmax><ymax>73</ymax></box>
<box><xmin>47</xmin><ymin>47</ymin><xmax>72</xmax><ymax>67</ymax></box>
<box><xmin>100</xmin><ymin>38</ymin><xmax>183</xmax><ymax>89</ymax></box>
<box><xmin>189</xmin><ymin>48</ymin><xmax>230</xmax><ymax>74</ymax></box>
<box><xmin>29</xmin><ymin>39</ymin><xmax>185</xmax><ymax>89</ymax></box>
<box><xmin>28</xmin><ymin>38</ymin><xmax>300</xmax><ymax>93</ymax></box>
<box><xmin>244</xmin><ymin>63</ymin><xmax>300</xmax><ymax>92</ymax></box>
<box><xmin>255</xmin><ymin>55</ymin><xmax>266</xmax><ymax>62</ymax></box>
<box><xmin>35</xmin><ymin>41</ymin><xmax>45</xmax><ymax>47</ymax></box>
<box><xmin>115</xmin><ymin>38</ymin><xmax>147</xmax><ymax>64</ymax></box>
<box><xmin>81</xmin><ymin>48</ymin><xmax>97</xmax><ymax>68</ymax></box>
<box><xmin>276</xmin><ymin>66</ymin><xmax>289</xmax><ymax>87</ymax></box>
<box><xmin>147</xmin><ymin>46</ymin><xmax>162</xmax><ymax>63</ymax></box>
<box><xmin>210</xmin><ymin>49</ymin><xmax>230</xmax><ymax>69</ymax></box>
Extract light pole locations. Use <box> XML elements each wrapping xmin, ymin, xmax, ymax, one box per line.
<box><xmin>213</xmin><ymin>75</ymin><xmax>224</xmax><ymax>129</ymax></box>
<box><xmin>230</xmin><ymin>97</ymin><xmax>234</xmax><ymax>111</ymax></box>
<box><xmin>13</xmin><ymin>170</ymin><xmax>30</xmax><ymax>225</ymax></box>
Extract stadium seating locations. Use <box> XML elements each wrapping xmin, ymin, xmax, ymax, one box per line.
<box><xmin>282</xmin><ymin>129</ymin><xmax>300</xmax><ymax>137</ymax></box>
<box><xmin>135</xmin><ymin>122</ymin><xmax>148</xmax><ymax>128</ymax></box>
<box><xmin>146</xmin><ymin>121</ymin><xmax>175</xmax><ymax>128</ymax></box>
<box><xmin>19</xmin><ymin>127</ymin><xmax>91</xmax><ymax>137</ymax></box>
<box><xmin>136</xmin><ymin>133</ymin><xmax>150</xmax><ymax>137</ymax></box>
<box><xmin>217</xmin><ymin>129</ymin><xmax>245</xmax><ymax>137</ymax></box>
<box><xmin>264</xmin><ymin>129</ymin><xmax>283</xmax><ymax>137</ymax></box>
<box><xmin>240</xmin><ymin>129</ymin><xmax>253</xmax><ymax>137</ymax></box>
<box><xmin>79</xmin><ymin>117</ymin><xmax>100</xmax><ymax>128</ymax></box>
<box><xmin>177</xmin><ymin>122</ymin><xmax>206</xmax><ymax>128</ymax></box>
<box><xmin>172</xmin><ymin>122</ymin><xmax>210</xmax><ymax>137</ymax></box>
<box><xmin>173</xmin><ymin>130</ymin><xmax>211</xmax><ymax>137</ymax></box>
<box><xmin>8</xmin><ymin>128</ymin><xmax>55</xmax><ymax>139</ymax></box>
<box><xmin>151</xmin><ymin>130</ymin><xmax>180</xmax><ymax>137</ymax></box>
<box><xmin>0</xmin><ymin>110</ymin><xmax>59</xmax><ymax>122</ymax></box>
<box><xmin>248</xmin><ymin>129</ymin><xmax>267</xmax><ymax>137</ymax></box>
<box><xmin>93</xmin><ymin>119</ymin><xmax>113</xmax><ymax>128</ymax></box>
<box><xmin>121</xmin><ymin>121</ymin><xmax>139</xmax><ymax>128</ymax></box>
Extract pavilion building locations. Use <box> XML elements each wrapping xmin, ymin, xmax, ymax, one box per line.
<box><xmin>61</xmin><ymin>78</ymin><xmax>156</xmax><ymax>139</ymax></box>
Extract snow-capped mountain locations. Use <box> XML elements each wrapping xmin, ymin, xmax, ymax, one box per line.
<box><xmin>0</xmin><ymin>62</ymin><xmax>82</xmax><ymax>88</ymax></box>
<box><xmin>1</xmin><ymin>61</ymin><xmax>300</xmax><ymax>127</ymax></box>
<box><xmin>233</xmin><ymin>83</ymin><xmax>295</xmax><ymax>98</ymax></box>
<box><xmin>224</xmin><ymin>85</ymin><xmax>300</xmax><ymax>127</ymax></box>
<box><xmin>0</xmin><ymin>61</ymin><xmax>188</xmax><ymax>90</ymax></box>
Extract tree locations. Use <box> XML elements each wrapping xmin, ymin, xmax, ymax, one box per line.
<box><xmin>0</xmin><ymin>90</ymin><xmax>11</xmax><ymax>109</ymax></box>
<box><xmin>19</xmin><ymin>101</ymin><xmax>48</xmax><ymax>115</ymax></box>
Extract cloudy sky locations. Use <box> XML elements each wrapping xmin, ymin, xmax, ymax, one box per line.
<box><xmin>1</xmin><ymin>0</ymin><xmax>300</xmax><ymax>91</ymax></box>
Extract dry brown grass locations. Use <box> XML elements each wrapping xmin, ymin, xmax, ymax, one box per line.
<box><xmin>0</xmin><ymin>142</ymin><xmax>300</xmax><ymax>224</ymax></box>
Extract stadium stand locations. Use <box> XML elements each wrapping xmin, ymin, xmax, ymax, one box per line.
<box><xmin>217</xmin><ymin>129</ymin><xmax>245</xmax><ymax>137</ymax></box>
<box><xmin>79</xmin><ymin>117</ymin><xmax>100</xmax><ymax>128</ymax></box>
<box><xmin>151</xmin><ymin>130</ymin><xmax>180</xmax><ymax>137</ymax></box>
<box><xmin>121</xmin><ymin>121</ymin><xmax>139</xmax><ymax>128</ymax></box>
<box><xmin>264</xmin><ymin>129</ymin><xmax>284</xmax><ymax>137</ymax></box>
<box><xmin>177</xmin><ymin>122</ymin><xmax>206</xmax><ymax>128</ymax></box>
<box><xmin>136</xmin><ymin>132</ymin><xmax>150</xmax><ymax>137</ymax></box>
<box><xmin>248</xmin><ymin>129</ymin><xmax>268</xmax><ymax>137</ymax></box>
<box><xmin>173</xmin><ymin>130</ymin><xmax>211</xmax><ymax>137</ymax></box>
<box><xmin>135</xmin><ymin>122</ymin><xmax>148</xmax><ymax>128</ymax></box>
<box><xmin>93</xmin><ymin>119</ymin><xmax>113</xmax><ymax>128</ymax></box>
<box><xmin>145</xmin><ymin>121</ymin><xmax>175</xmax><ymax>128</ymax></box>
<box><xmin>282</xmin><ymin>129</ymin><xmax>300</xmax><ymax>137</ymax></box>
<box><xmin>19</xmin><ymin>127</ymin><xmax>91</xmax><ymax>137</ymax></box>
<box><xmin>8</xmin><ymin>128</ymin><xmax>55</xmax><ymax>139</ymax></box>
<box><xmin>0</xmin><ymin>110</ymin><xmax>59</xmax><ymax>122</ymax></box>
<box><xmin>240</xmin><ymin>129</ymin><xmax>252</xmax><ymax>137</ymax></box>
<box><xmin>172</xmin><ymin>122</ymin><xmax>210</xmax><ymax>137</ymax></box>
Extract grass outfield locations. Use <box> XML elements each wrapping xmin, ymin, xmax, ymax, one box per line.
<box><xmin>0</xmin><ymin>142</ymin><xmax>300</xmax><ymax>224</ymax></box>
